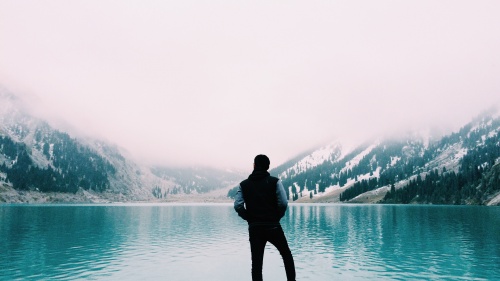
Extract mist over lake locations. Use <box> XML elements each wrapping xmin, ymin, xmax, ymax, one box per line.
<box><xmin>1</xmin><ymin>204</ymin><xmax>499</xmax><ymax>280</ymax></box>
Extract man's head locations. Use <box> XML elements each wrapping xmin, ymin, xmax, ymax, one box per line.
<box><xmin>254</xmin><ymin>154</ymin><xmax>270</xmax><ymax>171</ymax></box>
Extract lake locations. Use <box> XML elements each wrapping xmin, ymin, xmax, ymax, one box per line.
<box><xmin>1</xmin><ymin>204</ymin><xmax>499</xmax><ymax>280</ymax></box>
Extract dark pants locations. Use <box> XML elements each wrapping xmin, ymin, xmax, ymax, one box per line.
<box><xmin>249</xmin><ymin>225</ymin><xmax>296</xmax><ymax>281</ymax></box>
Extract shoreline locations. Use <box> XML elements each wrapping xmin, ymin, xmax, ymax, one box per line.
<box><xmin>2</xmin><ymin>184</ymin><xmax>499</xmax><ymax>206</ymax></box>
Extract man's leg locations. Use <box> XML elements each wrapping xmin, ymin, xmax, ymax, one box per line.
<box><xmin>267</xmin><ymin>226</ymin><xmax>296</xmax><ymax>281</ymax></box>
<box><xmin>249</xmin><ymin>227</ymin><xmax>267</xmax><ymax>281</ymax></box>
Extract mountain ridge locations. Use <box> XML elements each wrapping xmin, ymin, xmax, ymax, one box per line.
<box><xmin>277</xmin><ymin>107</ymin><xmax>500</xmax><ymax>206</ymax></box>
<box><xmin>0</xmin><ymin>88</ymin><xmax>241</xmax><ymax>203</ymax></box>
<box><xmin>2</xmin><ymin>87</ymin><xmax>499</xmax><ymax>205</ymax></box>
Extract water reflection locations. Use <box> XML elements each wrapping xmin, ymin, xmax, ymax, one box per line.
<box><xmin>1</xmin><ymin>204</ymin><xmax>499</xmax><ymax>280</ymax></box>
<box><xmin>283</xmin><ymin>204</ymin><xmax>500</xmax><ymax>280</ymax></box>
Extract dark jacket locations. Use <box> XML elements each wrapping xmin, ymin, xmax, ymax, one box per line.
<box><xmin>234</xmin><ymin>170</ymin><xmax>288</xmax><ymax>226</ymax></box>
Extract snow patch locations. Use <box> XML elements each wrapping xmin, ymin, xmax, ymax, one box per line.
<box><xmin>296</xmin><ymin>143</ymin><xmax>339</xmax><ymax>167</ymax></box>
<box><xmin>390</xmin><ymin>156</ymin><xmax>401</xmax><ymax>167</ymax></box>
<box><xmin>425</xmin><ymin>143</ymin><xmax>465</xmax><ymax>172</ymax></box>
<box><xmin>341</xmin><ymin>142</ymin><xmax>378</xmax><ymax>173</ymax></box>
<box><xmin>488</xmin><ymin>129</ymin><xmax>498</xmax><ymax>139</ymax></box>
<box><xmin>281</xmin><ymin>141</ymin><xmax>347</xmax><ymax>177</ymax></box>
<box><xmin>352</xmin><ymin>185</ymin><xmax>390</xmax><ymax>201</ymax></box>
<box><xmin>455</xmin><ymin>148</ymin><xmax>468</xmax><ymax>160</ymax></box>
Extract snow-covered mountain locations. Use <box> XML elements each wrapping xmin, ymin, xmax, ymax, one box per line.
<box><xmin>0</xmin><ymin>88</ymin><xmax>240</xmax><ymax>203</ymax></box>
<box><xmin>270</xmin><ymin>108</ymin><xmax>500</xmax><ymax>206</ymax></box>
<box><xmin>3</xmin><ymin>86</ymin><xmax>499</xmax><ymax>205</ymax></box>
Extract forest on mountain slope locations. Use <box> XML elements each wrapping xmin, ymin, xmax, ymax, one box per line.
<box><xmin>229</xmin><ymin>112</ymin><xmax>500</xmax><ymax>206</ymax></box>
<box><xmin>0</xmin><ymin>130</ymin><xmax>115</xmax><ymax>193</ymax></box>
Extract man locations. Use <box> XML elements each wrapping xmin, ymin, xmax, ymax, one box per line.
<box><xmin>234</xmin><ymin>154</ymin><xmax>296</xmax><ymax>281</ymax></box>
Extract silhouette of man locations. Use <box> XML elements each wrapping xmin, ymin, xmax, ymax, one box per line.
<box><xmin>234</xmin><ymin>154</ymin><xmax>296</xmax><ymax>281</ymax></box>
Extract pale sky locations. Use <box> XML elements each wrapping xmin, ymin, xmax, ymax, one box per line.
<box><xmin>1</xmin><ymin>1</ymin><xmax>499</xmax><ymax>170</ymax></box>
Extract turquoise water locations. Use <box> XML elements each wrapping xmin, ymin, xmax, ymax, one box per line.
<box><xmin>1</xmin><ymin>204</ymin><xmax>499</xmax><ymax>280</ymax></box>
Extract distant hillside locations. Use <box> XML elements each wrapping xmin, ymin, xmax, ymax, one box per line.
<box><xmin>3</xmin><ymin>85</ymin><xmax>498</xmax><ymax>205</ymax></box>
<box><xmin>271</xmin><ymin>108</ymin><xmax>500</xmax><ymax>206</ymax></box>
<box><xmin>0</xmin><ymin>87</ymin><xmax>241</xmax><ymax>203</ymax></box>
<box><xmin>150</xmin><ymin>166</ymin><xmax>244</xmax><ymax>197</ymax></box>
<box><xmin>0</xmin><ymin>89</ymin><xmax>158</xmax><ymax>202</ymax></box>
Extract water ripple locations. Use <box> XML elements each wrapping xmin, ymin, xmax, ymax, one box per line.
<box><xmin>1</xmin><ymin>204</ymin><xmax>500</xmax><ymax>280</ymax></box>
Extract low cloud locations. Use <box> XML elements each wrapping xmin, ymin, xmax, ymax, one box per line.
<box><xmin>1</xmin><ymin>1</ymin><xmax>499</xmax><ymax>170</ymax></box>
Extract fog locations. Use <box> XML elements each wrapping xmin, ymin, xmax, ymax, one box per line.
<box><xmin>1</xmin><ymin>1</ymin><xmax>499</xmax><ymax>170</ymax></box>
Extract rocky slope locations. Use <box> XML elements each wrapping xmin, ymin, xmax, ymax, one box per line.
<box><xmin>0</xmin><ymin>88</ymin><xmax>240</xmax><ymax>203</ymax></box>
<box><xmin>271</xmin><ymin>108</ymin><xmax>500</xmax><ymax>206</ymax></box>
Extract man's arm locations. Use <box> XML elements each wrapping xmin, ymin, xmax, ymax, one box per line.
<box><xmin>276</xmin><ymin>180</ymin><xmax>288</xmax><ymax>218</ymax></box>
<box><xmin>233</xmin><ymin>185</ymin><xmax>248</xmax><ymax>220</ymax></box>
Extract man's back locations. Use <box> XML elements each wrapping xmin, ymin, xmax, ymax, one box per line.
<box><xmin>234</xmin><ymin>154</ymin><xmax>296</xmax><ymax>281</ymax></box>
<box><xmin>240</xmin><ymin>174</ymin><xmax>279</xmax><ymax>224</ymax></box>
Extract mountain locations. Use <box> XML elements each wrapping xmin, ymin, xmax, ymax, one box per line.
<box><xmin>268</xmin><ymin>108</ymin><xmax>500</xmax><ymax>206</ymax></box>
<box><xmin>3</xmin><ymin>85</ymin><xmax>499</xmax><ymax>205</ymax></box>
<box><xmin>0</xmin><ymin>88</ymin><xmax>240</xmax><ymax>203</ymax></box>
<box><xmin>150</xmin><ymin>166</ymin><xmax>244</xmax><ymax>197</ymax></box>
